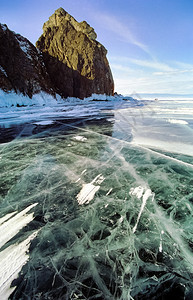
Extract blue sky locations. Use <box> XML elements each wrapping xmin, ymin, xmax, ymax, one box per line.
<box><xmin>1</xmin><ymin>0</ymin><xmax>193</xmax><ymax>95</ymax></box>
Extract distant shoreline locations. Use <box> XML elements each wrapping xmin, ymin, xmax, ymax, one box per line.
<box><xmin>125</xmin><ymin>93</ymin><xmax>193</xmax><ymax>101</ymax></box>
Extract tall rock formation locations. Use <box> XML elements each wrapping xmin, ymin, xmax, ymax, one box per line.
<box><xmin>0</xmin><ymin>8</ymin><xmax>114</xmax><ymax>101</ymax></box>
<box><xmin>36</xmin><ymin>8</ymin><xmax>114</xmax><ymax>99</ymax></box>
<box><xmin>0</xmin><ymin>24</ymin><xmax>53</xmax><ymax>98</ymax></box>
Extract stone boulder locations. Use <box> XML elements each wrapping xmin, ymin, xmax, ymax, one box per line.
<box><xmin>36</xmin><ymin>8</ymin><xmax>114</xmax><ymax>98</ymax></box>
<box><xmin>0</xmin><ymin>24</ymin><xmax>54</xmax><ymax>98</ymax></box>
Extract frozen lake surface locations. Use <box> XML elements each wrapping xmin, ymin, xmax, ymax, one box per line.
<box><xmin>0</xmin><ymin>97</ymin><xmax>193</xmax><ymax>299</ymax></box>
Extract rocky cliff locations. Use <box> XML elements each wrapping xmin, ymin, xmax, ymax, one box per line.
<box><xmin>0</xmin><ymin>24</ymin><xmax>53</xmax><ymax>98</ymax></box>
<box><xmin>0</xmin><ymin>8</ymin><xmax>114</xmax><ymax>100</ymax></box>
<box><xmin>36</xmin><ymin>8</ymin><xmax>114</xmax><ymax>98</ymax></box>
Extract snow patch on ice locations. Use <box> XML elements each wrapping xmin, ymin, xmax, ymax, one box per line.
<box><xmin>73</xmin><ymin>135</ymin><xmax>87</xmax><ymax>142</ymax></box>
<box><xmin>0</xmin><ymin>203</ymin><xmax>38</xmax><ymax>299</ymax></box>
<box><xmin>0</xmin><ymin>230</ymin><xmax>39</xmax><ymax>299</ymax></box>
<box><xmin>77</xmin><ymin>184</ymin><xmax>100</xmax><ymax>205</ymax></box>
<box><xmin>0</xmin><ymin>203</ymin><xmax>37</xmax><ymax>248</ymax></box>
<box><xmin>159</xmin><ymin>230</ymin><xmax>165</xmax><ymax>252</ymax></box>
<box><xmin>0</xmin><ymin>211</ymin><xmax>17</xmax><ymax>226</ymax></box>
<box><xmin>130</xmin><ymin>186</ymin><xmax>154</xmax><ymax>233</ymax></box>
<box><xmin>33</xmin><ymin>120</ymin><xmax>54</xmax><ymax>126</ymax></box>
<box><xmin>167</xmin><ymin>119</ymin><xmax>188</xmax><ymax>125</ymax></box>
<box><xmin>76</xmin><ymin>174</ymin><xmax>105</xmax><ymax>205</ymax></box>
<box><xmin>129</xmin><ymin>186</ymin><xmax>144</xmax><ymax>199</ymax></box>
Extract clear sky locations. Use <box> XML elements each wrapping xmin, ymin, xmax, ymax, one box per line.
<box><xmin>1</xmin><ymin>0</ymin><xmax>193</xmax><ymax>95</ymax></box>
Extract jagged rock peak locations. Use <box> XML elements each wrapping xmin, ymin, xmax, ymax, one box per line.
<box><xmin>43</xmin><ymin>7</ymin><xmax>97</xmax><ymax>41</ymax></box>
<box><xmin>36</xmin><ymin>8</ymin><xmax>114</xmax><ymax>99</ymax></box>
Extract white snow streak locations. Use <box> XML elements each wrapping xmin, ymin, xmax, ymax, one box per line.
<box><xmin>33</xmin><ymin>120</ymin><xmax>54</xmax><ymax>126</ymax></box>
<box><xmin>73</xmin><ymin>135</ymin><xmax>88</xmax><ymax>142</ymax></box>
<box><xmin>0</xmin><ymin>211</ymin><xmax>17</xmax><ymax>226</ymax></box>
<box><xmin>130</xmin><ymin>186</ymin><xmax>154</xmax><ymax>233</ymax></box>
<box><xmin>0</xmin><ymin>203</ymin><xmax>38</xmax><ymax>299</ymax></box>
<box><xmin>0</xmin><ymin>203</ymin><xmax>37</xmax><ymax>249</ymax></box>
<box><xmin>167</xmin><ymin>119</ymin><xmax>188</xmax><ymax>125</ymax></box>
<box><xmin>76</xmin><ymin>174</ymin><xmax>105</xmax><ymax>205</ymax></box>
<box><xmin>159</xmin><ymin>230</ymin><xmax>165</xmax><ymax>252</ymax></box>
<box><xmin>0</xmin><ymin>230</ymin><xmax>39</xmax><ymax>299</ymax></box>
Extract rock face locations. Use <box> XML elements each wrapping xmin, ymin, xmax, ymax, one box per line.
<box><xmin>36</xmin><ymin>8</ymin><xmax>114</xmax><ymax>98</ymax></box>
<box><xmin>0</xmin><ymin>8</ymin><xmax>114</xmax><ymax>100</ymax></box>
<box><xmin>0</xmin><ymin>24</ymin><xmax>54</xmax><ymax>98</ymax></box>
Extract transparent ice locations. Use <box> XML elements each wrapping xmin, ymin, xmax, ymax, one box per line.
<box><xmin>0</xmin><ymin>98</ymin><xmax>193</xmax><ymax>299</ymax></box>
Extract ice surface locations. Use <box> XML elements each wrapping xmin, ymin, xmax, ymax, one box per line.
<box><xmin>113</xmin><ymin>99</ymin><xmax>193</xmax><ymax>156</ymax></box>
<box><xmin>0</xmin><ymin>98</ymin><xmax>193</xmax><ymax>299</ymax></box>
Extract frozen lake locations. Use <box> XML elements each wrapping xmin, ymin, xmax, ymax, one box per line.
<box><xmin>0</xmin><ymin>97</ymin><xmax>193</xmax><ymax>299</ymax></box>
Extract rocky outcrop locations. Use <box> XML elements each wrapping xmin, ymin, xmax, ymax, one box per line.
<box><xmin>0</xmin><ymin>24</ymin><xmax>54</xmax><ymax>98</ymax></box>
<box><xmin>0</xmin><ymin>8</ymin><xmax>114</xmax><ymax>100</ymax></box>
<box><xmin>36</xmin><ymin>8</ymin><xmax>114</xmax><ymax>98</ymax></box>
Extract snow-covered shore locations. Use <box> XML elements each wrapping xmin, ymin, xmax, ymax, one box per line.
<box><xmin>0</xmin><ymin>91</ymin><xmax>143</xmax><ymax>127</ymax></box>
